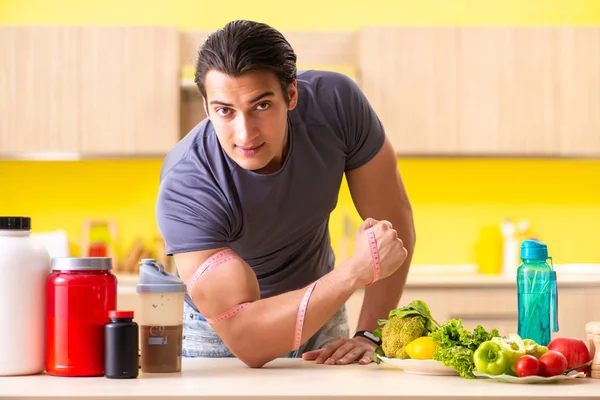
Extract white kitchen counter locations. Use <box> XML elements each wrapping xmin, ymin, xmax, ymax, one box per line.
<box><xmin>0</xmin><ymin>358</ymin><xmax>599</xmax><ymax>399</ymax></box>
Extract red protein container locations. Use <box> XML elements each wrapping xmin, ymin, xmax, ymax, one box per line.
<box><xmin>46</xmin><ymin>257</ymin><xmax>117</xmax><ymax>376</ymax></box>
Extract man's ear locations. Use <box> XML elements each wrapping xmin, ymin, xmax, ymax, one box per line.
<box><xmin>287</xmin><ymin>79</ymin><xmax>298</xmax><ymax>111</ymax></box>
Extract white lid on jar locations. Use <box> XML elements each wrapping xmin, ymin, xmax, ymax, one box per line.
<box><xmin>51</xmin><ymin>257</ymin><xmax>113</xmax><ymax>271</ymax></box>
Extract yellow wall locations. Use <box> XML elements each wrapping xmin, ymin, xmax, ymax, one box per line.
<box><xmin>2</xmin><ymin>0</ymin><xmax>600</xmax><ymax>266</ymax></box>
<box><xmin>2</xmin><ymin>158</ymin><xmax>600</xmax><ymax>265</ymax></box>
<box><xmin>1</xmin><ymin>0</ymin><xmax>599</xmax><ymax>27</ymax></box>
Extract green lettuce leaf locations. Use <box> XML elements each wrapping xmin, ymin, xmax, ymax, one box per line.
<box><xmin>430</xmin><ymin>318</ymin><xmax>501</xmax><ymax>379</ymax></box>
<box><xmin>434</xmin><ymin>346</ymin><xmax>475</xmax><ymax>378</ymax></box>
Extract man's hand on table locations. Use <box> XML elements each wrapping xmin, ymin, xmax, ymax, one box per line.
<box><xmin>301</xmin><ymin>337</ymin><xmax>377</xmax><ymax>365</ymax></box>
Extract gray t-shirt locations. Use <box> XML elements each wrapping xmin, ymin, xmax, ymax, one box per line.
<box><xmin>156</xmin><ymin>70</ymin><xmax>385</xmax><ymax>311</ymax></box>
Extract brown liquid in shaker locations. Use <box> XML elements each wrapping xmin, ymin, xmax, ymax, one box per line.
<box><xmin>140</xmin><ymin>325</ymin><xmax>183</xmax><ymax>372</ymax></box>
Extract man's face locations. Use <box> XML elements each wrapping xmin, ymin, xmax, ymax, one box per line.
<box><xmin>203</xmin><ymin>70</ymin><xmax>298</xmax><ymax>174</ymax></box>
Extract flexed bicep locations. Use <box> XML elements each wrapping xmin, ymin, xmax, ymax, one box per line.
<box><xmin>175</xmin><ymin>248</ymin><xmax>260</xmax><ymax>322</ymax></box>
<box><xmin>173</xmin><ymin>245</ymin><xmax>366</xmax><ymax>368</ymax></box>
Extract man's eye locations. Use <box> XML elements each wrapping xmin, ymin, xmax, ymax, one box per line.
<box><xmin>216</xmin><ymin>108</ymin><xmax>232</xmax><ymax>116</ymax></box>
<box><xmin>256</xmin><ymin>102</ymin><xmax>271</xmax><ymax>111</ymax></box>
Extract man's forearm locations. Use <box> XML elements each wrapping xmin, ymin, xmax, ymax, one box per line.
<box><xmin>356</xmin><ymin>212</ymin><xmax>416</xmax><ymax>332</ymax></box>
<box><xmin>204</xmin><ymin>256</ymin><xmax>368</xmax><ymax>368</ymax></box>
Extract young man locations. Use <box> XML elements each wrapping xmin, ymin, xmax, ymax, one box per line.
<box><xmin>156</xmin><ymin>20</ymin><xmax>416</xmax><ymax>368</ymax></box>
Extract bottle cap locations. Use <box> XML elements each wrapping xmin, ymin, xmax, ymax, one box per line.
<box><xmin>0</xmin><ymin>217</ymin><xmax>31</xmax><ymax>230</ymax></box>
<box><xmin>109</xmin><ymin>310</ymin><xmax>134</xmax><ymax>319</ymax></box>
<box><xmin>51</xmin><ymin>257</ymin><xmax>112</xmax><ymax>271</ymax></box>
<box><xmin>520</xmin><ymin>239</ymin><xmax>549</xmax><ymax>260</ymax></box>
<box><xmin>136</xmin><ymin>259</ymin><xmax>186</xmax><ymax>293</ymax></box>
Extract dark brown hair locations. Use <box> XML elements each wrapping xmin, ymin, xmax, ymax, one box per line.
<box><xmin>194</xmin><ymin>20</ymin><xmax>298</xmax><ymax>104</ymax></box>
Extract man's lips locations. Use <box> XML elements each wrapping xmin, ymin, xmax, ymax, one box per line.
<box><xmin>237</xmin><ymin>144</ymin><xmax>263</xmax><ymax>150</ymax></box>
<box><xmin>236</xmin><ymin>143</ymin><xmax>265</xmax><ymax>155</ymax></box>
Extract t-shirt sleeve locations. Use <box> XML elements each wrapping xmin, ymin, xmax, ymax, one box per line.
<box><xmin>328</xmin><ymin>72</ymin><xmax>387</xmax><ymax>171</ymax></box>
<box><xmin>156</xmin><ymin>168</ymin><xmax>231</xmax><ymax>256</ymax></box>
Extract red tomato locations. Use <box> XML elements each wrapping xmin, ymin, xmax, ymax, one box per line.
<box><xmin>538</xmin><ymin>350</ymin><xmax>568</xmax><ymax>377</ymax></box>
<box><xmin>548</xmin><ymin>337</ymin><xmax>591</xmax><ymax>373</ymax></box>
<box><xmin>514</xmin><ymin>355</ymin><xmax>540</xmax><ymax>377</ymax></box>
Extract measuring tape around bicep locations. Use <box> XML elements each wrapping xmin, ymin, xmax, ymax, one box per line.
<box><xmin>187</xmin><ymin>248</ymin><xmax>239</xmax><ymax>296</ymax></box>
<box><xmin>206</xmin><ymin>302</ymin><xmax>252</xmax><ymax>324</ymax></box>
<box><xmin>196</xmin><ymin>228</ymin><xmax>381</xmax><ymax>351</ymax></box>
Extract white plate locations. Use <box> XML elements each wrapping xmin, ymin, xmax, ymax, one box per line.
<box><xmin>473</xmin><ymin>370</ymin><xmax>585</xmax><ymax>384</ymax></box>
<box><xmin>378</xmin><ymin>356</ymin><xmax>459</xmax><ymax>376</ymax></box>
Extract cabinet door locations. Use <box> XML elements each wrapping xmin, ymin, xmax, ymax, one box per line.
<box><xmin>0</xmin><ymin>27</ymin><xmax>80</xmax><ymax>155</ymax></box>
<box><xmin>79</xmin><ymin>27</ymin><xmax>179</xmax><ymax>155</ymax></box>
<box><xmin>359</xmin><ymin>27</ymin><xmax>460</xmax><ymax>155</ymax></box>
<box><xmin>457</xmin><ymin>28</ymin><xmax>558</xmax><ymax>155</ymax></box>
<box><xmin>555</xmin><ymin>27</ymin><xmax>600</xmax><ymax>156</ymax></box>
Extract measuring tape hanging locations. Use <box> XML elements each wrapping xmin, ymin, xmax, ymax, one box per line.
<box><xmin>366</xmin><ymin>227</ymin><xmax>381</xmax><ymax>285</ymax></box>
<box><xmin>292</xmin><ymin>227</ymin><xmax>382</xmax><ymax>350</ymax></box>
<box><xmin>293</xmin><ymin>281</ymin><xmax>318</xmax><ymax>350</ymax></box>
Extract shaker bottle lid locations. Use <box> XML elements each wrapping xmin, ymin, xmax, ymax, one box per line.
<box><xmin>51</xmin><ymin>257</ymin><xmax>113</xmax><ymax>271</ymax></box>
<box><xmin>520</xmin><ymin>240</ymin><xmax>549</xmax><ymax>260</ymax></box>
<box><xmin>136</xmin><ymin>258</ymin><xmax>186</xmax><ymax>293</ymax></box>
<box><xmin>0</xmin><ymin>217</ymin><xmax>31</xmax><ymax>230</ymax></box>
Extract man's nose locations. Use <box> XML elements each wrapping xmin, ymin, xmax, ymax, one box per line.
<box><xmin>235</xmin><ymin>115</ymin><xmax>258</xmax><ymax>143</ymax></box>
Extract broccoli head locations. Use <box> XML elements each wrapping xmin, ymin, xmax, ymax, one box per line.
<box><xmin>381</xmin><ymin>315</ymin><xmax>427</xmax><ymax>359</ymax></box>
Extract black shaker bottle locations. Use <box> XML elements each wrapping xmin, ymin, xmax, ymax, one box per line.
<box><xmin>105</xmin><ymin>310</ymin><xmax>139</xmax><ymax>379</ymax></box>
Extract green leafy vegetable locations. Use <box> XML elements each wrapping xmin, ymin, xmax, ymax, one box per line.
<box><xmin>430</xmin><ymin>318</ymin><xmax>500</xmax><ymax>379</ymax></box>
<box><xmin>382</xmin><ymin>300</ymin><xmax>441</xmax><ymax>333</ymax></box>
<box><xmin>434</xmin><ymin>346</ymin><xmax>475</xmax><ymax>378</ymax></box>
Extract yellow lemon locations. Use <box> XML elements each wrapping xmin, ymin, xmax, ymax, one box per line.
<box><xmin>404</xmin><ymin>336</ymin><xmax>437</xmax><ymax>360</ymax></box>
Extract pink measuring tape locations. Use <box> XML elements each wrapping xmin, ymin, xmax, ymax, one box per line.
<box><xmin>366</xmin><ymin>227</ymin><xmax>381</xmax><ymax>285</ymax></box>
<box><xmin>293</xmin><ymin>281</ymin><xmax>318</xmax><ymax>350</ymax></box>
<box><xmin>187</xmin><ymin>248</ymin><xmax>251</xmax><ymax>324</ymax></box>
<box><xmin>291</xmin><ymin>227</ymin><xmax>381</xmax><ymax>349</ymax></box>
<box><xmin>187</xmin><ymin>248</ymin><xmax>239</xmax><ymax>296</ymax></box>
<box><xmin>206</xmin><ymin>302</ymin><xmax>252</xmax><ymax>324</ymax></box>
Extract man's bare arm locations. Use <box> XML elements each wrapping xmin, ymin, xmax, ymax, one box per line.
<box><xmin>175</xmin><ymin>219</ymin><xmax>406</xmax><ymax>368</ymax></box>
<box><xmin>346</xmin><ymin>136</ymin><xmax>416</xmax><ymax>332</ymax></box>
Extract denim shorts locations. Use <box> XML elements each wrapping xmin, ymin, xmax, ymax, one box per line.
<box><xmin>182</xmin><ymin>301</ymin><xmax>350</xmax><ymax>358</ymax></box>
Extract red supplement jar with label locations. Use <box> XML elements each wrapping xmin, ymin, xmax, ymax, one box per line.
<box><xmin>46</xmin><ymin>257</ymin><xmax>117</xmax><ymax>376</ymax></box>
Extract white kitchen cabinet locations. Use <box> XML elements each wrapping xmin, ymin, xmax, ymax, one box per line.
<box><xmin>0</xmin><ymin>26</ymin><xmax>180</xmax><ymax>157</ymax></box>
<box><xmin>80</xmin><ymin>26</ymin><xmax>180</xmax><ymax>155</ymax></box>
<box><xmin>358</xmin><ymin>26</ymin><xmax>600</xmax><ymax>157</ymax></box>
<box><xmin>456</xmin><ymin>28</ymin><xmax>559</xmax><ymax>155</ymax></box>
<box><xmin>554</xmin><ymin>27</ymin><xmax>600</xmax><ymax>156</ymax></box>
<box><xmin>0</xmin><ymin>27</ymin><xmax>80</xmax><ymax>155</ymax></box>
<box><xmin>358</xmin><ymin>27</ymin><xmax>460</xmax><ymax>155</ymax></box>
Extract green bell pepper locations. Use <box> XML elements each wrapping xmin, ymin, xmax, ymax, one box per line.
<box><xmin>523</xmin><ymin>339</ymin><xmax>548</xmax><ymax>358</ymax></box>
<box><xmin>473</xmin><ymin>341</ymin><xmax>510</xmax><ymax>375</ymax></box>
<box><xmin>491</xmin><ymin>334</ymin><xmax>527</xmax><ymax>373</ymax></box>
